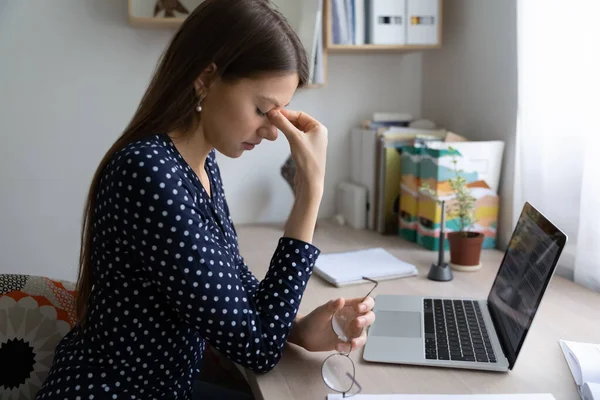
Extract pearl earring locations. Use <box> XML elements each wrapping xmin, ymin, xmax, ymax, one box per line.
<box><xmin>196</xmin><ymin>92</ymin><xmax>206</xmax><ymax>113</ymax></box>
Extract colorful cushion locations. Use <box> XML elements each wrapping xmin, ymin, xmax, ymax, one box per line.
<box><xmin>0</xmin><ymin>274</ymin><xmax>76</xmax><ymax>399</ymax></box>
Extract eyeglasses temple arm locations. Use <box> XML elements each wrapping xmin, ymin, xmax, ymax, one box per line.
<box><xmin>343</xmin><ymin>372</ymin><xmax>363</xmax><ymax>397</ymax></box>
<box><xmin>361</xmin><ymin>276</ymin><xmax>379</xmax><ymax>301</ymax></box>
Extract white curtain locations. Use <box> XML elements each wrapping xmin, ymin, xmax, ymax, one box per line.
<box><xmin>515</xmin><ymin>0</ymin><xmax>600</xmax><ymax>291</ymax></box>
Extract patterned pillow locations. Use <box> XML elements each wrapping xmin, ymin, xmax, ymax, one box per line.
<box><xmin>0</xmin><ymin>274</ymin><xmax>76</xmax><ymax>399</ymax></box>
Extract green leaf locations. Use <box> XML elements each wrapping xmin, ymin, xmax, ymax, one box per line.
<box><xmin>444</xmin><ymin>149</ymin><xmax>477</xmax><ymax>232</ymax></box>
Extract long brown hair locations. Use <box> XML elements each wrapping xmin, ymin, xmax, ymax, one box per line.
<box><xmin>75</xmin><ymin>0</ymin><xmax>309</xmax><ymax>324</ymax></box>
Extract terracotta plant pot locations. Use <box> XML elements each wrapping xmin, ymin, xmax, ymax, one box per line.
<box><xmin>447</xmin><ymin>231</ymin><xmax>484</xmax><ymax>272</ymax></box>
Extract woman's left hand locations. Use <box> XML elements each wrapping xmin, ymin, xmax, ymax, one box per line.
<box><xmin>289</xmin><ymin>296</ymin><xmax>376</xmax><ymax>353</ymax></box>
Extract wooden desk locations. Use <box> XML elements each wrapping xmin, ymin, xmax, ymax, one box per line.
<box><xmin>236</xmin><ymin>221</ymin><xmax>600</xmax><ymax>400</ymax></box>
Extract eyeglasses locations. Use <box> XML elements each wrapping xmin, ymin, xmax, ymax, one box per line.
<box><xmin>321</xmin><ymin>277</ymin><xmax>379</xmax><ymax>397</ymax></box>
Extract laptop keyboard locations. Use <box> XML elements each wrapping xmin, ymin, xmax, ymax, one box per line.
<box><xmin>423</xmin><ymin>299</ymin><xmax>497</xmax><ymax>363</ymax></box>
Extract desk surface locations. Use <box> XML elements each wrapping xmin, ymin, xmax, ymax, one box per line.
<box><xmin>235</xmin><ymin>221</ymin><xmax>600</xmax><ymax>400</ymax></box>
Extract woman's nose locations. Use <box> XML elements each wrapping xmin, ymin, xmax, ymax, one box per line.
<box><xmin>259</xmin><ymin>124</ymin><xmax>278</xmax><ymax>142</ymax></box>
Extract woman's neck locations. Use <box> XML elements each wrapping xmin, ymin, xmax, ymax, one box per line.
<box><xmin>168</xmin><ymin>125</ymin><xmax>212</xmax><ymax>176</ymax></box>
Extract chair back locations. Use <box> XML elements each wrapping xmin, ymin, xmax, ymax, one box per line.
<box><xmin>0</xmin><ymin>274</ymin><xmax>76</xmax><ymax>399</ymax></box>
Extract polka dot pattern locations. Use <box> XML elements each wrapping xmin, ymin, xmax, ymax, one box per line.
<box><xmin>36</xmin><ymin>134</ymin><xmax>320</xmax><ymax>399</ymax></box>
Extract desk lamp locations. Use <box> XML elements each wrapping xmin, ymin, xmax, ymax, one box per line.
<box><xmin>427</xmin><ymin>200</ymin><xmax>453</xmax><ymax>281</ymax></box>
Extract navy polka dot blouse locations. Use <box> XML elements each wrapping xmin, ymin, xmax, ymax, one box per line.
<box><xmin>37</xmin><ymin>134</ymin><xmax>321</xmax><ymax>399</ymax></box>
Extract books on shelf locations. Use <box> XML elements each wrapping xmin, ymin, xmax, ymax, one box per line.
<box><xmin>278</xmin><ymin>0</ymin><xmax>324</xmax><ymax>85</ymax></box>
<box><xmin>331</xmin><ymin>0</ymin><xmax>440</xmax><ymax>46</ymax></box>
<box><xmin>312</xmin><ymin>15</ymin><xmax>325</xmax><ymax>85</ymax></box>
<box><xmin>301</xmin><ymin>0</ymin><xmax>324</xmax><ymax>85</ymax></box>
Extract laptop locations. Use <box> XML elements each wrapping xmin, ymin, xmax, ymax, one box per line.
<box><xmin>363</xmin><ymin>202</ymin><xmax>567</xmax><ymax>372</ymax></box>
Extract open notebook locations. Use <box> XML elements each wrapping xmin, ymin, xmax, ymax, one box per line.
<box><xmin>314</xmin><ymin>248</ymin><xmax>418</xmax><ymax>287</ymax></box>
<box><xmin>327</xmin><ymin>395</ymin><xmax>556</xmax><ymax>400</ymax></box>
<box><xmin>559</xmin><ymin>339</ymin><xmax>600</xmax><ymax>400</ymax></box>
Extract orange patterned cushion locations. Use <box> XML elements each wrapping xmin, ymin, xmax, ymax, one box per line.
<box><xmin>0</xmin><ymin>274</ymin><xmax>76</xmax><ymax>399</ymax></box>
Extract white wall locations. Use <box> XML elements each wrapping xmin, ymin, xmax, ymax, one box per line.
<box><xmin>420</xmin><ymin>0</ymin><xmax>518</xmax><ymax>249</ymax></box>
<box><xmin>0</xmin><ymin>0</ymin><xmax>422</xmax><ymax>280</ymax></box>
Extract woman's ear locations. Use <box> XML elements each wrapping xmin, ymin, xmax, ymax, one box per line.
<box><xmin>194</xmin><ymin>63</ymin><xmax>218</xmax><ymax>95</ymax></box>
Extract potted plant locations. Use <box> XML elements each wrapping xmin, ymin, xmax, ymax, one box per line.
<box><xmin>420</xmin><ymin>147</ymin><xmax>484</xmax><ymax>272</ymax></box>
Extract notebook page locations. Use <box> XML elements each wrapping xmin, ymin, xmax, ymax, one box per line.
<box><xmin>559</xmin><ymin>340</ymin><xmax>600</xmax><ymax>386</ymax></box>
<box><xmin>327</xmin><ymin>394</ymin><xmax>556</xmax><ymax>400</ymax></box>
<box><xmin>315</xmin><ymin>248</ymin><xmax>417</xmax><ymax>284</ymax></box>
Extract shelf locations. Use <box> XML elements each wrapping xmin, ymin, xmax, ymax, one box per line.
<box><xmin>303</xmin><ymin>83</ymin><xmax>326</xmax><ymax>89</ymax></box>
<box><xmin>127</xmin><ymin>0</ymin><xmax>328</xmax><ymax>87</ymax></box>
<box><xmin>327</xmin><ymin>44</ymin><xmax>441</xmax><ymax>52</ymax></box>
<box><xmin>128</xmin><ymin>16</ymin><xmax>186</xmax><ymax>29</ymax></box>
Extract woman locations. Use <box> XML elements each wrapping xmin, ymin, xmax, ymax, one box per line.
<box><xmin>37</xmin><ymin>0</ymin><xmax>375</xmax><ymax>398</ymax></box>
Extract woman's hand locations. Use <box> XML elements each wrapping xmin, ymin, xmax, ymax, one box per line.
<box><xmin>268</xmin><ymin>109</ymin><xmax>328</xmax><ymax>196</ymax></box>
<box><xmin>288</xmin><ymin>297</ymin><xmax>376</xmax><ymax>353</ymax></box>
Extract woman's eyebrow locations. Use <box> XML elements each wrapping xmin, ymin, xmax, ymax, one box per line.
<box><xmin>258</xmin><ymin>95</ymin><xmax>290</xmax><ymax>108</ymax></box>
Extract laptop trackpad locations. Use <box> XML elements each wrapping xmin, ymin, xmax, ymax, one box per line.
<box><xmin>371</xmin><ymin>311</ymin><xmax>422</xmax><ymax>338</ymax></box>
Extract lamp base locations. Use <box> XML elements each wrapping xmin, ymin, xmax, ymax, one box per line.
<box><xmin>427</xmin><ymin>263</ymin><xmax>453</xmax><ymax>281</ymax></box>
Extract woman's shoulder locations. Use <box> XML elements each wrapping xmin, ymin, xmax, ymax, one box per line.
<box><xmin>105</xmin><ymin>134</ymin><xmax>176</xmax><ymax>171</ymax></box>
<box><xmin>100</xmin><ymin>134</ymin><xmax>189</xmax><ymax>188</ymax></box>
<box><xmin>114</xmin><ymin>133</ymin><xmax>173</xmax><ymax>161</ymax></box>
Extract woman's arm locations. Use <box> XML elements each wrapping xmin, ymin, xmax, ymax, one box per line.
<box><xmin>233</xmin><ymin>253</ymin><xmax>260</xmax><ymax>296</ymax></box>
<box><xmin>268</xmin><ymin>109</ymin><xmax>327</xmax><ymax>244</ymax></box>
<box><xmin>283</xmin><ymin>184</ymin><xmax>322</xmax><ymax>244</ymax></box>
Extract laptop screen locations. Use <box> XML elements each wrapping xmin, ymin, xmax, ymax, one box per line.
<box><xmin>487</xmin><ymin>202</ymin><xmax>567</xmax><ymax>369</ymax></box>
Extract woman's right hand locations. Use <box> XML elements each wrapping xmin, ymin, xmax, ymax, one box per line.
<box><xmin>268</xmin><ymin>109</ymin><xmax>328</xmax><ymax>196</ymax></box>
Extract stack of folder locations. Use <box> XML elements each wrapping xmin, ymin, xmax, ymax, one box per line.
<box><xmin>349</xmin><ymin>114</ymin><xmax>447</xmax><ymax>234</ymax></box>
<box><xmin>347</xmin><ymin>114</ymin><xmax>505</xmax><ymax>253</ymax></box>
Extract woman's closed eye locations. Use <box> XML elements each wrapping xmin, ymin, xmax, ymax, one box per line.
<box><xmin>256</xmin><ymin>107</ymin><xmax>267</xmax><ymax>117</ymax></box>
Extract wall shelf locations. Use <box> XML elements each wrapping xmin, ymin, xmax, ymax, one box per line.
<box><xmin>127</xmin><ymin>0</ymin><xmax>443</xmax><ymax>85</ymax></box>
<box><xmin>128</xmin><ymin>0</ymin><xmax>328</xmax><ymax>88</ymax></box>
<box><xmin>128</xmin><ymin>0</ymin><xmax>195</xmax><ymax>29</ymax></box>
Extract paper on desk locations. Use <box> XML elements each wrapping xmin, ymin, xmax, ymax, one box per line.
<box><xmin>558</xmin><ymin>339</ymin><xmax>600</xmax><ymax>388</ymax></box>
<box><xmin>327</xmin><ymin>394</ymin><xmax>556</xmax><ymax>400</ymax></box>
<box><xmin>314</xmin><ymin>248</ymin><xmax>418</xmax><ymax>287</ymax></box>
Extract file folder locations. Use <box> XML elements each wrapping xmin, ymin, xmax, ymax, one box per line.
<box><xmin>369</xmin><ymin>0</ymin><xmax>406</xmax><ymax>45</ymax></box>
<box><xmin>406</xmin><ymin>0</ymin><xmax>439</xmax><ymax>45</ymax></box>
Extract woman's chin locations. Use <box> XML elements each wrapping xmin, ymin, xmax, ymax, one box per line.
<box><xmin>216</xmin><ymin>146</ymin><xmax>244</xmax><ymax>159</ymax></box>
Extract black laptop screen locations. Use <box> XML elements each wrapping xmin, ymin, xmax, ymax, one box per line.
<box><xmin>487</xmin><ymin>202</ymin><xmax>566</xmax><ymax>369</ymax></box>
